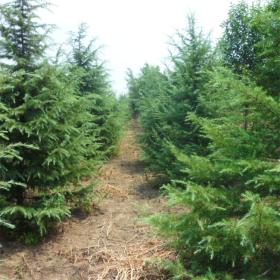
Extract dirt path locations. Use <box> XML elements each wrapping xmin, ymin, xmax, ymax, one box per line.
<box><xmin>1</xmin><ymin>121</ymin><xmax>173</xmax><ymax>280</ymax></box>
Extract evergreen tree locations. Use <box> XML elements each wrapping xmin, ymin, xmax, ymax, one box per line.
<box><xmin>167</xmin><ymin>15</ymin><xmax>213</xmax><ymax>156</ymax></box>
<box><xmin>135</xmin><ymin>3</ymin><xmax>280</xmax><ymax>279</ymax></box>
<box><xmin>128</xmin><ymin>16</ymin><xmax>214</xmax><ymax>177</ymax></box>
<box><xmin>69</xmin><ymin>23</ymin><xmax>108</xmax><ymax>95</ymax></box>
<box><xmin>128</xmin><ymin>64</ymin><xmax>173</xmax><ymax>172</ymax></box>
<box><xmin>149</xmin><ymin>68</ymin><xmax>280</xmax><ymax>279</ymax></box>
<box><xmin>0</xmin><ymin>0</ymin><xmax>93</xmax><ymax>239</ymax></box>
<box><xmin>69</xmin><ymin>23</ymin><xmax>120</xmax><ymax>156</ymax></box>
<box><xmin>127</xmin><ymin>68</ymin><xmax>141</xmax><ymax>117</ymax></box>
<box><xmin>0</xmin><ymin>0</ymin><xmax>49</xmax><ymax>70</ymax></box>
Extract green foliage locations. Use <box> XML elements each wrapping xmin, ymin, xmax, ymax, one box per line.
<box><xmin>0</xmin><ymin>66</ymin><xmax>91</xmax><ymax>237</ymax></box>
<box><xmin>68</xmin><ymin>23</ymin><xmax>122</xmax><ymax>156</ymax></box>
<box><xmin>221</xmin><ymin>1</ymin><xmax>260</xmax><ymax>74</ymax></box>
<box><xmin>221</xmin><ymin>0</ymin><xmax>280</xmax><ymax>96</ymax></box>
<box><xmin>110</xmin><ymin>94</ymin><xmax>130</xmax><ymax>152</ymax></box>
<box><xmin>0</xmin><ymin>0</ymin><xmax>49</xmax><ymax>70</ymax></box>
<box><xmin>128</xmin><ymin>16</ymin><xmax>214</xmax><ymax>177</ymax></box>
<box><xmin>253</xmin><ymin>0</ymin><xmax>280</xmax><ymax>95</ymax></box>
<box><xmin>156</xmin><ymin>259</ymin><xmax>189</xmax><ymax>280</ymax></box>
<box><xmin>1</xmin><ymin>194</ymin><xmax>70</xmax><ymax>238</ymax></box>
<box><xmin>127</xmin><ymin>64</ymin><xmax>174</xmax><ymax>173</ymax></box>
<box><xmin>165</xmin><ymin>15</ymin><xmax>214</xmax><ymax>156</ymax></box>
<box><xmin>1</xmin><ymin>64</ymin><xmax>96</xmax><ymax>186</ymax></box>
<box><xmin>148</xmin><ymin>69</ymin><xmax>280</xmax><ymax>279</ymax></box>
<box><xmin>127</xmin><ymin>68</ymin><xmax>140</xmax><ymax>117</ymax></box>
<box><xmin>0</xmin><ymin>131</ymin><xmax>19</xmax><ymax>229</ymax></box>
<box><xmin>0</xmin><ymin>0</ymin><xmax>126</xmax><ymax>240</ymax></box>
<box><xmin>131</xmin><ymin>3</ymin><xmax>280</xmax><ymax>279</ymax></box>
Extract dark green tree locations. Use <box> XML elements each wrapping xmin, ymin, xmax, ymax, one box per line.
<box><xmin>149</xmin><ymin>68</ymin><xmax>280</xmax><ymax>279</ymax></box>
<box><xmin>0</xmin><ymin>0</ymin><xmax>49</xmax><ymax>70</ymax></box>
<box><xmin>0</xmin><ymin>0</ymin><xmax>93</xmax><ymax>239</ymax></box>
<box><xmin>221</xmin><ymin>1</ymin><xmax>260</xmax><ymax>75</ymax></box>
<box><xmin>128</xmin><ymin>64</ymin><xmax>173</xmax><ymax>172</ymax></box>
<box><xmin>167</xmin><ymin>15</ymin><xmax>213</xmax><ymax>155</ymax></box>
<box><xmin>69</xmin><ymin>23</ymin><xmax>120</xmax><ymax>156</ymax></box>
<box><xmin>253</xmin><ymin>0</ymin><xmax>280</xmax><ymax>96</ymax></box>
<box><xmin>128</xmin><ymin>16</ymin><xmax>214</xmax><ymax>177</ymax></box>
<box><xmin>136</xmin><ymin>3</ymin><xmax>280</xmax><ymax>279</ymax></box>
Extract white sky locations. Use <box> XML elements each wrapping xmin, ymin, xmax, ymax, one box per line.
<box><xmin>7</xmin><ymin>0</ymin><xmax>254</xmax><ymax>95</ymax></box>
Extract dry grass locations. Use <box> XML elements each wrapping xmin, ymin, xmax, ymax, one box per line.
<box><xmin>61</xmin><ymin>237</ymin><xmax>175</xmax><ymax>280</ymax></box>
<box><xmin>95</xmin><ymin>183</ymin><xmax>129</xmax><ymax>199</ymax></box>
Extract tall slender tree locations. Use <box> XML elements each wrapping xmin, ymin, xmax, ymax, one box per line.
<box><xmin>128</xmin><ymin>16</ymin><xmax>214</xmax><ymax>177</ymax></box>
<box><xmin>0</xmin><ymin>0</ymin><xmax>49</xmax><ymax>71</ymax></box>
<box><xmin>168</xmin><ymin>15</ymin><xmax>213</xmax><ymax>155</ymax></box>
<box><xmin>69</xmin><ymin>23</ymin><xmax>119</xmax><ymax>156</ymax></box>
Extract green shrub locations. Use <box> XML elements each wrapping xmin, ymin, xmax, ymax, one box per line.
<box><xmin>148</xmin><ymin>69</ymin><xmax>280</xmax><ymax>279</ymax></box>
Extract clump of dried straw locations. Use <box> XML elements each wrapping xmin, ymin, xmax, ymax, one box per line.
<box><xmin>63</xmin><ymin>237</ymin><xmax>175</xmax><ymax>280</ymax></box>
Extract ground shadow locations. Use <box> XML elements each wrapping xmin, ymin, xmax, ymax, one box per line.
<box><xmin>135</xmin><ymin>176</ymin><xmax>168</xmax><ymax>199</ymax></box>
<box><xmin>119</xmin><ymin>160</ymin><xmax>146</xmax><ymax>175</ymax></box>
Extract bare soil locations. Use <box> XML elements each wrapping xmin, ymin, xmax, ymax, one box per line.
<box><xmin>0</xmin><ymin>121</ymin><xmax>174</xmax><ymax>280</ymax></box>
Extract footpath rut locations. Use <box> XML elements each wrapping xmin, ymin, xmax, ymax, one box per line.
<box><xmin>1</xmin><ymin>121</ymin><xmax>173</xmax><ymax>280</ymax></box>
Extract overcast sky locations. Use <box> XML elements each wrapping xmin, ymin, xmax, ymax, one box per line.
<box><xmin>41</xmin><ymin>0</ymin><xmax>251</xmax><ymax>95</ymax></box>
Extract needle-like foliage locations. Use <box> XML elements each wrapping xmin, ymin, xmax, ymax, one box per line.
<box><xmin>0</xmin><ymin>0</ymin><xmax>116</xmax><ymax>241</ymax></box>
<box><xmin>69</xmin><ymin>23</ymin><xmax>122</xmax><ymax>156</ymax></box>
<box><xmin>128</xmin><ymin>16</ymin><xmax>214</xmax><ymax>177</ymax></box>
<box><xmin>130</xmin><ymin>2</ymin><xmax>280</xmax><ymax>279</ymax></box>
